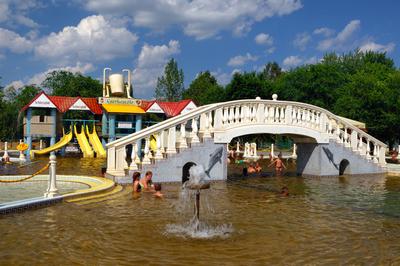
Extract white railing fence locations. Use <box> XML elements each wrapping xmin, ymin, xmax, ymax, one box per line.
<box><xmin>106</xmin><ymin>97</ymin><xmax>387</xmax><ymax>175</ymax></box>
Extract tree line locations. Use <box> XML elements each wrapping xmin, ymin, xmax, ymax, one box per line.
<box><xmin>1</xmin><ymin>50</ymin><xmax>399</xmax><ymax>146</ymax></box>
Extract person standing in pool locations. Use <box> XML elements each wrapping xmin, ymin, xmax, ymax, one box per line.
<box><xmin>268</xmin><ymin>153</ymin><xmax>286</xmax><ymax>175</ymax></box>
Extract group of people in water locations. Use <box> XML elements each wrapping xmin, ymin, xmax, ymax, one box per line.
<box><xmin>237</xmin><ymin>152</ymin><xmax>287</xmax><ymax>177</ymax></box>
<box><xmin>132</xmin><ymin>171</ymin><xmax>163</xmax><ymax>198</ymax></box>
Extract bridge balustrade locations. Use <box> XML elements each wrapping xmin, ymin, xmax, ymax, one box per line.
<box><xmin>105</xmin><ymin>97</ymin><xmax>387</xmax><ymax>176</ymax></box>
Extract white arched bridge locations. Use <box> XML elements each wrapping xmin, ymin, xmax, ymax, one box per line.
<box><xmin>106</xmin><ymin>96</ymin><xmax>387</xmax><ymax>183</ymax></box>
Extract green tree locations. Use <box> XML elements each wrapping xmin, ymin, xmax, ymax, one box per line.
<box><xmin>225</xmin><ymin>72</ymin><xmax>273</xmax><ymax>101</ymax></box>
<box><xmin>260</xmin><ymin>61</ymin><xmax>282</xmax><ymax>81</ymax></box>
<box><xmin>154</xmin><ymin>58</ymin><xmax>184</xmax><ymax>101</ymax></box>
<box><xmin>183</xmin><ymin>71</ymin><xmax>225</xmax><ymax>105</ymax></box>
<box><xmin>42</xmin><ymin>70</ymin><xmax>102</xmax><ymax>97</ymax></box>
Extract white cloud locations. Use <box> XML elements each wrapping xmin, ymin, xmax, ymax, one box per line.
<box><xmin>211</xmin><ymin>69</ymin><xmax>231</xmax><ymax>85</ymax></box>
<box><xmin>293</xmin><ymin>32</ymin><xmax>310</xmax><ymax>51</ymax></box>
<box><xmin>0</xmin><ymin>2</ymin><xmax>10</xmax><ymax>23</ymax></box>
<box><xmin>132</xmin><ymin>40</ymin><xmax>181</xmax><ymax>97</ymax></box>
<box><xmin>84</xmin><ymin>0</ymin><xmax>302</xmax><ymax>40</ymax></box>
<box><xmin>0</xmin><ymin>28</ymin><xmax>33</xmax><ymax>53</ymax></box>
<box><xmin>0</xmin><ymin>0</ymin><xmax>42</xmax><ymax>28</ymax></box>
<box><xmin>255</xmin><ymin>33</ymin><xmax>273</xmax><ymax>45</ymax></box>
<box><xmin>313</xmin><ymin>27</ymin><xmax>334</xmax><ymax>37</ymax></box>
<box><xmin>359</xmin><ymin>41</ymin><xmax>395</xmax><ymax>53</ymax></box>
<box><xmin>227</xmin><ymin>53</ymin><xmax>258</xmax><ymax>67</ymax></box>
<box><xmin>282</xmin><ymin>55</ymin><xmax>302</xmax><ymax>68</ymax></box>
<box><xmin>5</xmin><ymin>80</ymin><xmax>24</xmax><ymax>90</ymax></box>
<box><xmin>267</xmin><ymin>47</ymin><xmax>276</xmax><ymax>54</ymax></box>
<box><xmin>35</xmin><ymin>15</ymin><xmax>138</xmax><ymax>66</ymax></box>
<box><xmin>317</xmin><ymin>20</ymin><xmax>360</xmax><ymax>51</ymax></box>
<box><xmin>282</xmin><ymin>55</ymin><xmax>319</xmax><ymax>69</ymax></box>
<box><xmin>29</xmin><ymin>62</ymin><xmax>96</xmax><ymax>86</ymax></box>
<box><xmin>7</xmin><ymin>62</ymin><xmax>96</xmax><ymax>90</ymax></box>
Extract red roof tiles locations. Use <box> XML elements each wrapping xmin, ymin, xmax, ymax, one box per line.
<box><xmin>21</xmin><ymin>92</ymin><xmax>196</xmax><ymax>117</ymax></box>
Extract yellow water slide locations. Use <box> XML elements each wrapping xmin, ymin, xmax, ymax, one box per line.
<box><xmin>74</xmin><ymin>125</ymin><xmax>94</xmax><ymax>158</ymax></box>
<box><xmin>30</xmin><ymin>128</ymin><xmax>73</xmax><ymax>157</ymax></box>
<box><xmin>86</xmin><ymin>125</ymin><xmax>106</xmax><ymax>158</ymax></box>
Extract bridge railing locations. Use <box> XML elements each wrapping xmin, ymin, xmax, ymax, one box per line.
<box><xmin>106</xmin><ymin>97</ymin><xmax>387</xmax><ymax>175</ymax></box>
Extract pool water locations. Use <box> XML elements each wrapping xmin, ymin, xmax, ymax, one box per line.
<box><xmin>1</xmin><ymin>156</ymin><xmax>400</xmax><ymax>265</ymax></box>
<box><xmin>0</xmin><ymin>181</ymin><xmax>89</xmax><ymax>204</ymax></box>
<box><xmin>0</xmin><ymin>157</ymin><xmax>104</xmax><ymax>204</ymax></box>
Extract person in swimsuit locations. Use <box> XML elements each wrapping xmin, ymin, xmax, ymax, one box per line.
<box><xmin>248</xmin><ymin>163</ymin><xmax>256</xmax><ymax>174</ymax></box>
<box><xmin>132</xmin><ymin>172</ymin><xmax>141</xmax><ymax>193</ymax></box>
<box><xmin>255</xmin><ymin>162</ymin><xmax>262</xmax><ymax>173</ymax></box>
<box><xmin>139</xmin><ymin>171</ymin><xmax>155</xmax><ymax>192</ymax></box>
<box><xmin>268</xmin><ymin>153</ymin><xmax>286</xmax><ymax>175</ymax></box>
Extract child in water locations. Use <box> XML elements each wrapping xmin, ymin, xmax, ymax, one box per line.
<box><xmin>153</xmin><ymin>183</ymin><xmax>163</xmax><ymax>198</ymax></box>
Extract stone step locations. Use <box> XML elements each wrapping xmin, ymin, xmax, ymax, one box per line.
<box><xmin>65</xmin><ymin>185</ymin><xmax>124</xmax><ymax>203</ymax></box>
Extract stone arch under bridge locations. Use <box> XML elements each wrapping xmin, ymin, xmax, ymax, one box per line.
<box><xmin>105</xmin><ymin>97</ymin><xmax>387</xmax><ymax>183</ymax></box>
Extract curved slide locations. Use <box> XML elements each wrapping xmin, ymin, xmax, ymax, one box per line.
<box><xmin>86</xmin><ymin>125</ymin><xmax>106</xmax><ymax>158</ymax></box>
<box><xmin>74</xmin><ymin>125</ymin><xmax>94</xmax><ymax>158</ymax></box>
<box><xmin>31</xmin><ymin>129</ymin><xmax>73</xmax><ymax>157</ymax></box>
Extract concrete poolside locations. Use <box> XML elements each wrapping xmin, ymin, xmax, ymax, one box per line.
<box><xmin>0</xmin><ymin>175</ymin><xmax>115</xmax><ymax>214</ymax></box>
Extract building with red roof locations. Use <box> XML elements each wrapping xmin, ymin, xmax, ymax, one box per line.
<box><xmin>21</xmin><ymin>91</ymin><xmax>197</xmax><ymax>157</ymax></box>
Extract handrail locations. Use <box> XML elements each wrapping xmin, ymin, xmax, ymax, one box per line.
<box><xmin>106</xmin><ymin>98</ymin><xmax>386</xmax><ymax>149</ymax></box>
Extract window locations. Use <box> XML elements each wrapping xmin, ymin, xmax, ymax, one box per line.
<box><xmin>39</xmin><ymin>115</ymin><xmax>45</xmax><ymax>123</ymax></box>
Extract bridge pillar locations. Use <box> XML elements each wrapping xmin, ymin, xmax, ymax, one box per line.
<box><xmin>296</xmin><ymin>140</ymin><xmax>386</xmax><ymax>176</ymax></box>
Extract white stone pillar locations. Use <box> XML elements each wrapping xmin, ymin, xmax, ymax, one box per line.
<box><xmin>366</xmin><ymin>140</ymin><xmax>371</xmax><ymax>160</ymax></box>
<box><xmin>129</xmin><ymin>143</ymin><xmax>138</xmax><ymax>170</ymax></box>
<box><xmin>244</xmin><ymin>142</ymin><xmax>249</xmax><ymax>158</ymax></box>
<box><xmin>236</xmin><ymin>141</ymin><xmax>240</xmax><ymax>154</ymax></box>
<box><xmin>44</xmin><ymin>153</ymin><xmax>58</xmax><ymax>198</ymax></box>
<box><xmin>106</xmin><ymin>146</ymin><xmax>116</xmax><ymax>174</ymax></box>
<box><xmin>351</xmin><ymin>131</ymin><xmax>358</xmax><ymax>151</ymax></box>
<box><xmin>123</xmin><ymin>145</ymin><xmax>129</xmax><ymax>169</ymax></box>
<box><xmin>292</xmin><ymin>143</ymin><xmax>297</xmax><ymax>159</ymax></box>
<box><xmin>271</xmin><ymin>143</ymin><xmax>275</xmax><ymax>158</ymax></box>
<box><xmin>373</xmin><ymin>144</ymin><xmax>379</xmax><ymax>163</ymax></box>
<box><xmin>115</xmin><ymin>146</ymin><xmax>126</xmax><ymax>175</ymax></box>
<box><xmin>39</xmin><ymin>139</ymin><xmax>43</xmax><ymax>150</ymax></box>
<box><xmin>379</xmin><ymin>145</ymin><xmax>386</xmax><ymax>165</ymax></box>
<box><xmin>178</xmin><ymin>122</ymin><xmax>188</xmax><ymax>149</ymax></box>
<box><xmin>229</xmin><ymin>107</ymin><xmax>234</xmax><ymax>124</ymax></box>
<box><xmin>142</xmin><ymin>137</ymin><xmax>151</xmax><ymax>164</ymax></box>
<box><xmin>166</xmin><ymin>127</ymin><xmax>177</xmax><ymax>154</ymax></box>
<box><xmin>155</xmin><ymin>133</ymin><xmax>163</xmax><ymax>159</ymax></box>
<box><xmin>234</xmin><ymin>106</ymin><xmax>240</xmax><ymax>123</ymax></box>
<box><xmin>285</xmin><ymin>105</ymin><xmax>292</xmax><ymax>125</ymax></box>
<box><xmin>213</xmin><ymin>108</ymin><xmax>223</xmax><ymax>130</ymax></box>
<box><xmin>203</xmin><ymin>113</ymin><xmax>211</xmax><ymax>138</ymax></box>
<box><xmin>190</xmin><ymin>117</ymin><xmax>200</xmax><ymax>144</ymax></box>
<box><xmin>256</xmin><ymin>103</ymin><xmax>265</xmax><ymax>123</ymax></box>
<box><xmin>3</xmin><ymin>141</ymin><xmax>9</xmax><ymax>160</ymax></box>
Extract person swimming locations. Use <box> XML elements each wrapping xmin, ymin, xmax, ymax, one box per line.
<box><xmin>153</xmin><ymin>183</ymin><xmax>163</xmax><ymax>198</ymax></box>
<box><xmin>280</xmin><ymin>186</ymin><xmax>289</xmax><ymax>196</ymax></box>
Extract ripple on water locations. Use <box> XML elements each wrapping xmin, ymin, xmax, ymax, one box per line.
<box><xmin>1</xmin><ymin>163</ymin><xmax>400</xmax><ymax>264</ymax></box>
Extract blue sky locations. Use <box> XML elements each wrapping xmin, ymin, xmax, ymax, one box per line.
<box><xmin>0</xmin><ymin>0</ymin><xmax>399</xmax><ymax>99</ymax></box>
